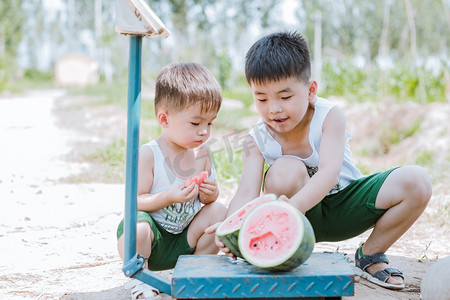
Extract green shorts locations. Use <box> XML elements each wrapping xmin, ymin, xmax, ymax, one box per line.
<box><xmin>116</xmin><ymin>211</ymin><xmax>195</xmax><ymax>271</ymax></box>
<box><xmin>305</xmin><ymin>168</ymin><xmax>398</xmax><ymax>242</ymax></box>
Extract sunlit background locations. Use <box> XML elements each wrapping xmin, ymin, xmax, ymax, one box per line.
<box><xmin>0</xmin><ymin>2</ymin><xmax>449</xmax><ymax>298</ymax></box>
<box><xmin>1</xmin><ymin>0</ymin><xmax>449</xmax><ymax>104</ymax></box>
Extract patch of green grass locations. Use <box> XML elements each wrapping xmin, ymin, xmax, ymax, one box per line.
<box><xmin>214</xmin><ymin>107</ymin><xmax>255</xmax><ymax>133</ymax></box>
<box><xmin>441</xmin><ymin>203</ymin><xmax>449</xmax><ymax>227</ymax></box>
<box><xmin>380</xmin><ymin>119</ymin><xmax>423</xmax><ymax>153</ymax></box>
<box><xmin>415</xmin><ymin>150</ymin><xmax>435</xmax><ymax>167</ymax></box>
<box><xmin>141</xmin><ymin>96</ymin><xmax>156</xmax><ymax>120</ymax></box>
<box><xmin>402</xmin><ymin>119</ymin><xmax>422</xmax><ymax>139</ymax></box>
<box><xmin>3</xmin><ymin>75</ymin><xmax>55</xmax><ymax>93</ymax></box>
<box><xmin>212</xmin><ymin>148</ymin><xmax>243</xmax><ymax>184</ymax></box>
<box><xmin>83</xmin><ymin>139</ymin><xmax>126</xmax><ymax>182</ymax></box>
<box><xmin>357</xmin><ymin>147</ymin><xmax>376</xmax><ymax>157</ymax></box>
<box><xmin>356</xmin><ymin>164</ymin><xmax>372</xmax><ymax>176</ymax></box>
<box><xmin>97</xmin><ymin>139</ymin><xmax>126</xmax><ymax>165</ymax></box>
<box><xmin>417</xmin><ymin>242</ymin><xmax>438</xmax><ymax>261</ymax></box>
<box><xmin>69</xmin><ymin>82</ymin><xmax>157</xmax><ymax>122</ymax></box>
<box><xmin>140</xmin><ymin>120</ymin><xmax>161</xmax><ymax>144</ymax></box>
<box><xmin>321</xmin><ymin>59</ymin><xmax>447</xmax><ymax>104</ymax></box>
<box><xmin>223</xmin><ymin>89</ymin><xmax>253</xmax><ymax>108</ymax></box>
<box><xmin>68</xmin><ymin>82</ymin><xmax>127</xmax><ymax>107</ymax></box>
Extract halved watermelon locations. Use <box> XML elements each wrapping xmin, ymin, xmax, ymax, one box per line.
<box><xmin>238</xmin><ymin>200</ymin><xmax>315</xmax><ymax>272</ymax></box>
<box><xmin>184</xmin><ymin>171</ymin><xmax>208</xmax><ymax>188</ymax></box>
<box><xmin>216</xmin><ymin>194</ymin><xmax>277</xmax><ymax>258</ymax></box>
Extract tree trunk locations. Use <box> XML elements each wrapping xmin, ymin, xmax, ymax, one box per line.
<box><xmin>378</xmin><ymin>0</ymin><xmax>391</xmax><ymax>58</ymax></box>
<box><xmin>405</xmin><ymin>0</ymin><xmax>427</xmax><ymax>104</ymax></box>
<box><xmin>442</xmin><ymin>0</ymin><xmax>450</xmax><ymax>32</ymax></box>
<box><xmin>313</xmin><ymin>11</ymin><xmax>322</xmax><ymax>90</ymax></box>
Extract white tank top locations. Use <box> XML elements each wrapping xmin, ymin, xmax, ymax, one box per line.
<box><xmin>144</xmin><ymin>140</ymin><xmax>216</xmax><ymax>234</ymax></box>
<box><xmin>249</xmin><ymin>97</ymin><xmax>362</xmax><ymax>195</ymax></box>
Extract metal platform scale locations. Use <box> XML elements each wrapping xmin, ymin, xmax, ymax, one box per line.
<box><xmin>115</xmin><ymin>0</ymin><xmax>355</xmax><ymax>299</ymax></box>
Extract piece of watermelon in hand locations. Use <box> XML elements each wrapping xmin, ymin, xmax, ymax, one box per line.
<box><xmin>184</xmin><ymin>171</ymin><xmax>208</xmax><ymax>188</ymax></box>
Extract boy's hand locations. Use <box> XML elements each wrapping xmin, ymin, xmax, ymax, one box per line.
<box><xmin>278</xmin><ymin>195</ymin><xmax>289</xmax><ymax>202</ymax></box>
<box><xmin>198</xmin><ymin>178</ymin><xmax>219</xmax><ymax>204</ymax></box>
<box><xmin>205</xmin><ymin>222</ymin><xmax>237</xmax><ymax>259</ymax></box>
<box><xmin>169</xmin><ymin>182</ymin><xmax>199</xmax><ymax>203</ymax></box>
<box><xmin>279</xmin><ymin>195</ymin><xmax>307</xmax><ymax>214</ymax></box>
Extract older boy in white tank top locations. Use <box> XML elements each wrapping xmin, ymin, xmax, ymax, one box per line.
<box><xmin>211</xmin><ymin>32</ymin><xmax>432</xmax><ymax>290</ymax></box>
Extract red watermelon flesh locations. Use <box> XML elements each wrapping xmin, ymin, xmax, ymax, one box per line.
<box><xmin>245</xmin><ymin>208</ymin><xmax>298</xmax><ymax>261</ymax></box>
<box><xmin>238</xmin><ymin>200</ymin><xmax>315</xmax><ymax>271</ymax></box>
<box><xmin>184</xmin><ymin>171</ymin><xmax>208</xmax><ymax>188</ymax></box>
<box><xmin>216</xmin><ymin>194</ymin><xmax>278</xmax><ymax>258</ymax></box>
<box><xmin>218</xmin><ymin>194</ymin><xmax>278</xmax><ymax>233</ymax></box>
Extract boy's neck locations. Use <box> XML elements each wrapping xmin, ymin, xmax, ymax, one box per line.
<box><xmin>295</xmin><ymin>103</ymin><xmax>315</xmax><ymax>131</ymax></box>
<box><xmin>156</xmin><ymin>136</ymin><xmax>198</xmax><ymax>178</ymax></box>
<box><xmin>156</xmin><ymin>136</ymin><xmax>190</xmax><ymax>156</ymax></box>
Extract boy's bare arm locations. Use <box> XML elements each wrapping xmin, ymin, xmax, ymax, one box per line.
<box><xmin>288</xmin><ymin>106</ymin><xmax>346</xmax><ymax>213</ymax></box>
<box><xmin>227</xmin><ymin>135</ymin><xmax>265</xmax><ymax>216</ymax></box>
<box><xmin>207</xmin><ymin>135</ymin><xmax>264</xmax><ymax>257</ymax></box>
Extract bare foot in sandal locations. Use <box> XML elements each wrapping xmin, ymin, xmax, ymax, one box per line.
<box><xmin>124</xmin><ymin>279</ymin><xmax>162</xmax><ymax>300</ymax></box>
<box><xmin>365</xmin><ymin>262</ymin><xmax>404</xmax><ymax>285</ymax></box>
<box><xmin>354</xmin><ymin>245</ymin><xmax>405</xmax><ymax>290</ymax></box>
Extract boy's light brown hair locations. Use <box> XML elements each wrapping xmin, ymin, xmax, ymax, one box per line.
<box><xmin>154</xmin><ymin>62</ymin><xmax>222</xmax><ymax>115</ymax></box>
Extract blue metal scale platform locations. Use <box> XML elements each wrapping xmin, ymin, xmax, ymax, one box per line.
<box><xmin>172</xmin><ymin>252</ymin><xmax>354</xmax><ymax>299</ymax></box>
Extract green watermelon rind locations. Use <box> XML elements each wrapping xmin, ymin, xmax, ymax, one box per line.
<box><xmin>216</xmin><ymin>228</ymin><xmax>243</xmax><ymax>258</ymax></box>
<box><xmin>216</xmin><ymin>194</ymin><xmax>278</xmax><ymax>258</ymax></box>
<box><xmin>238</xmin><ymin>200</ymin><xmax>315</xmax><ymax>272</ymax></box>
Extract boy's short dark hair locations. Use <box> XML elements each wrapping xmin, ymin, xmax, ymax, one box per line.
<box><xmin>245</xmin><ymin>31</ymin><xmax>311</xmax><ymax>85</ymax></box>
<box><xmin>155</xmin><ymin>62</ymin><xmax>222</xmax><ymax>114</ymax></box>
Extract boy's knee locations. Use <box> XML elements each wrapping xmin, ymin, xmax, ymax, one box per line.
<box><xmin>265</xmin><ymin>157</ymin><xmax>309</xmax><ymax>196</ymax></box>
<box><xmin>204</xmin><ymin>201</ymin><xmax>227</xmax><ymax>221</ymax></box>
<box><xmin>403</xmin><ymin>165</ymin><xmax>432</xmax><ymax>206</ymax></box>
<box><xmin>136</xmin><ymin>221</ymin><xmax>153</xmax><ymax>245</ymax></box>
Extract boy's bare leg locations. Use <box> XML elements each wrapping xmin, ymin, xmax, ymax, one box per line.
<box><xmin>362</xmin><ymin>165</ymin><xmax>432</xmax><ymax>285</ymax></box>
<box><xmin>188</xmin><ymin>202</ymin><xmax>227</xmax><ymax>254</ymax></box>
<box><xmin>263</xmin><ymin>157</ymin><xmax>310</xmax><ymax>197</ymax></box>
<box><xmin>265</xmin><ymin>161</ymin><xmax>432</xmax><ymax>285</ymax></box>
<box><xmin>117</xmin><ymin>222</ymin><xmax>158</xmax><ymax>299</ymax></box>
<box><xmin>117</xmin><ymin>221</ymin><xmax>154</xmax><ymax>268</ymax></box>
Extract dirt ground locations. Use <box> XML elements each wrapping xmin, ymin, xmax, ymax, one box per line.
<box><xmin>0</xmin><ymin>89</ymin><xmax>448</xmax><ymax>300</ymax></box>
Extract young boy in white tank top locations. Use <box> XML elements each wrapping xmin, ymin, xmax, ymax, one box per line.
<box><xmin>117</xmin><ymin>63</ymin><xmax>226</xmax><ymax>298</ymax></box>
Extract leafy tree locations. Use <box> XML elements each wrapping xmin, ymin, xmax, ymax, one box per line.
<box><xmin>0</xmin><ymin>0</ymin><xmax>25</xmax><ymax>89</ymax></box>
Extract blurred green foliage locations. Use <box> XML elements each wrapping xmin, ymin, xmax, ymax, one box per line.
<box><xmin>220</xmin><ymin>59</ymin><xmax>447</xmax><ymax>106</ymax></box>
<box><xmin>212</xmin><ymin>148</ymin><xmax>244</xmax><ymax>183</ymax></box>
<box><xmin>322</xmin><ymin>60</ymin><xmax>447</xmax><ymax>103</ymax></box>
<box><xmin>3</xmin><ymin>68</ymin><xmax>55</xmax><ymax>92</ymax></box>
<box><xmin>414</xmin><ymin>150</ymin><xmax>435</xmax><ymax>167</ymax></box>
<box><xmin>218</xmin><ymin>49</ymin><xmax>232</xmax><ymax>90</ymax></box>
<box><xmin>82</xmin><ymin>139</ymin><xmax>127</xmax><ymax>182</ymax></box>
<box><xmin>379</xmin><ymin>119</ymin><xmax>423</xmax><ymax>154</ymax></box>
<box><xmin>68</xmin><ymin>81</ymin><xmax>128</xmax><ymax>107</ymax></box>
<box><xmin>1</xmin><ymin>0</ymin><xmax>447</xmax><ymax>187</ymax></box>
<box><xmin>0</xmin><ymin>1</ymin><xmax>26</xmax><ymax>91</ymax></box>
<box><xmin>23</xmin><ymin>69</ymin><xmax>53</xmax><ymax>81</ymax></box>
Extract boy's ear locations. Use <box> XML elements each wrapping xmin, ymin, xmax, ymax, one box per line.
<box><xmin>308</xmin><ymin>81</ymin><xmax>318</xmax><ymax>102</ymax></box>
<box><xmin>157</xmin><ymin>111</ymin><xmax>169</xmax><ymax>128</ymax></box>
